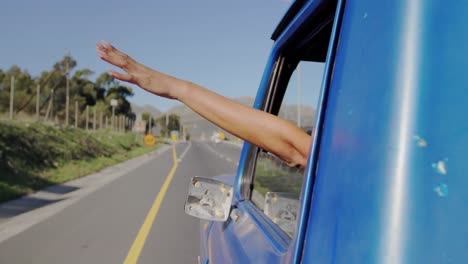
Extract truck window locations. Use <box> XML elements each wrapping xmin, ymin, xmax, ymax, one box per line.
<box><xmin>246</xmin><ymin>0</ymin><xmax>338</xmax><ymax>239</ymax></box>
<box><xmin>251</xmin><ymin>60</ymin><xmax>323</xmax><ymax>237</ymax></box>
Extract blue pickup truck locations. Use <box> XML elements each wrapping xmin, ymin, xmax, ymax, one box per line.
<box><xmin>185</xmin><ymin>0</ymin><xmax>468</xmax><ymax>263</ymax></box>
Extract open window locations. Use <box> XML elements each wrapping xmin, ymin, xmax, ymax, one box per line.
<box><xmin>247</xmin><ymin>1</ymin><xmax>338</xmax><ymax>238</ymax></box>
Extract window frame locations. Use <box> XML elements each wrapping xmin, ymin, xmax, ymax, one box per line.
<box><xmin>246</xmin><ymin>26</ymin><xmax>335</xmax><ymax>203</ymax></box>
<box><xmin>235</xmin><ymin>0</ymin><xmax>343</xmax><ymax>248</ymax></box>
<box><xmin>241</xmin><ymin>36</ymin><xmax>327</xmax><ymax>239</ymax></box>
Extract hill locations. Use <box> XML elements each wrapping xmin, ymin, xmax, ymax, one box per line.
<box><xmin>136</xmin><ymin>96</ymin><xmax>316</xmax><ymax>140</ymax></box>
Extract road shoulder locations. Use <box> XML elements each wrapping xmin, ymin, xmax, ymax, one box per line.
<box><xmin>0</xmin><ymin>144</ymin><xmax>172</xmax><ymax>243</ymax></box>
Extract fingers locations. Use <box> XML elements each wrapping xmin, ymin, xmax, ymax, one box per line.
<box><xmin>102</xmin><ymin>40</ymin><xmax>113</xmax><ymax>50</ymax></box>
<box><xmin>96</xmin><ymin>40</ymin><xmax>133</xmax><ymax>70</ymax></box>
<box><xmin>96</xmin><ymin>40</ymin><xmax>114</xmax><ymax>53</ymax></box>
<box><xmin>96</xmin><ymin>42</ymin><xmax>115</xmax><ymax>66</ymax></box>
<box><xmin>97</xmin><ymin>40</ymin><xmax>139</xmax><ymax>85</ymax></box>
<box><xmin>96</xmin><ymin>44</ymin><xmax>113</xmax><ymax>64</ymax></box>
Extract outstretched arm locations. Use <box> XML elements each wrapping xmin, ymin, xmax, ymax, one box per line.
<box><xmin>96</xmin><ymin>41</ymin><xmax>311</xmax><ymax>168</ymax></box>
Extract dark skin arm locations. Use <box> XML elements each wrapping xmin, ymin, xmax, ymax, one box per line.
<box><xmin>96</xmin><ymin>40</ymin><xmax>311</xmax><ymax>167</ymax></box>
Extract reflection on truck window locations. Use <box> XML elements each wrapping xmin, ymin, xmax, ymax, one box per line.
<box><xmin>253</xmin><ymin>152</ymin><xmax>304</xmax><ymax>198</ymax></box>
<box><xmin>251</xmin><ymin>61</ymin><xmax>323</xmax><ymax>237</ymax></box>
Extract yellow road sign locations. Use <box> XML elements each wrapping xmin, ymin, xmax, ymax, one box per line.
<box><xmin>144</xmin><ymin>133</ymin><xmax>157</xmax><ymax>146</ymax></box>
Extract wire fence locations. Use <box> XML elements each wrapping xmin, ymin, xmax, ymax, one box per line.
<box><xmin>1</xmin><ymin>76</ymin><xmax>137</xmax><ymax>133</ymax></box>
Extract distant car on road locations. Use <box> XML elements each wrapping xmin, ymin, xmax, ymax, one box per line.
<box><xmin>211</xmin><ymin>132</ymin><xmax>225</xmax><ymax>143</ymax></box>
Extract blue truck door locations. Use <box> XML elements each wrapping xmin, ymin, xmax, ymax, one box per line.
<box><xmin>301</xmin><ymin>1</ymin><xmax>468</xmax><ymax>263</ymax></box>
<box><xmin>204</xmin><ymin>1</ymin><xmax>343</xmax><ymax>263</ymax></box>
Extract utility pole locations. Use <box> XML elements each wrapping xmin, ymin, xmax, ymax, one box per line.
<box><xmin>297</xmin><ymin>63</ymin><xmax>302</xmax><ymax>128</ymax></box>
<box><xmin>9</xmin><ymin>76</ymin><xmax>14</xmax><ymax>120</ymax></box>
<box><xmin>65</xmin><ymin>49</ymin><xmax>70</xmax><ymax>126</ymax></box>
<box><xmin>166</xmin><ymin>113</ymin><xmax>169</xmax><ymax>136</ymax></box>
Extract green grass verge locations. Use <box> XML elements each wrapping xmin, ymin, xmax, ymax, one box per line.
<box><xmin>0</xmin><ymin>120</ymin><xmax>160</xmax><ymax>203</ymax></box>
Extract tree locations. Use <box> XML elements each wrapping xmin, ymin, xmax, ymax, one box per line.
<box><xmin>141</xmin><ymin>112</ymin><xmax>155</xmax><ymax>133</ymax></box>
<box><xmin>0</xmin><ymin>57</ymin><xmax>137</xmax><ymax>125</ymax></box>
<box><xmin>50</xmin><ymin>55</ymin><xmax>77</xmax><ymax>120</ymax></box>
<box><xmin>0</xmin><ymin>66</ymin><xmax>35</xmax><ymax>114</ymax></box>
<box><xmin>155</xmin><ymin>114</ymin><xmax>180</xmax><ymax>136</ymax></box>
<box><xmin>95</xmin><ymin>73</ymin><xmax>135</xmax><ymax>118</ymax></box>
<box><xmin>0</xmin><ymin>69</ymin><xmax>5</xmax><ymax>90</ymax></box>
<box><xmin>106</xmin><ymin>85</ymin><xmax>134</xmax><ymax>115</ymax></box>
<box><xmin>72</xmin><ymin>69</ymin><xmax>97</xmax><ymax>106</ymax></box>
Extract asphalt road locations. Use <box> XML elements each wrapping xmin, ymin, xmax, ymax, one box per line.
<box><xmin>0</xmin><ymin>140</ymin><xmax>242</xmax><ymax>264</ymax></box>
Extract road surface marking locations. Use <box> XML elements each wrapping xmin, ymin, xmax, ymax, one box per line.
<box><xmin>204</xmin><ymin>142</ymin><xmax>239</xmax><ymax>165</ymax></box>
<box><xmin>178</xmin><ymin>141</ymin><xmax>192</xmax><ymax>162</ymax></box>
<box><xmin>124</xmin><ymin>145</ymin><xmax>178</xmax><ymax>264</ymax></box>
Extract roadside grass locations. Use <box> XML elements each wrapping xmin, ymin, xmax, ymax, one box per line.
<box><xmin>43</xmin><ymin>145</ymin><xmax>157</xmax><ymax>185</ymax></box>
<box><xmin>0</xmin><ymin>120</ymin><xmax>160</xmax><ymax>203</ymax></box>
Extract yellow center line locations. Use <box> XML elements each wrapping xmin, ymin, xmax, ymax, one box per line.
<box><xmin>124</xmin><ymin>145</ymin><xmax>179</xmax><ymax>264</ymax></box>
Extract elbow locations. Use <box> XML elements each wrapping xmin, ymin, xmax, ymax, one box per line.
<box><xmin>286</xmin><ymin>156</ymin><xmax>307</xmax><ymax>169</ymax></box>
<box><xmin>283</xmin><ymin>145</ymin><xmax>308</xmax><ymax>169</ymax></box>
<box><xmin>281</xmin><ymin>135</ymin><xmax>311</xmax><ymax>169</ymax></box>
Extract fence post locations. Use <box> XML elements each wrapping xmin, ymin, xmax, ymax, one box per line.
<box><xmin>44</xmin><ymin>89</ymin><xmax>54</xmax><ymax>122</ymax></box>
<box><xmin>75</xmin><ymin>101</ymin><xmax>78</xmax><ymax>128</ymax></box>
<box><xmin>35</xmin><ymin>84</ymin><xmax>40</xmax><ymax>121</ymax></box>
<box><xmin>105</xmin><ymin>116</ymin><xmax>108</xmax><ymax>130</ymax></box>
<box><xmin>9</xmin><ymin>76</ymin><xmax>14</xmax><ymax>120</ymax></box>
<box><xmin>111</xmin><ymin>106</ymin><xmax>115</xmax><ymax>132</ymax></box>
<box><xmin>86</xmin><ymin>105</ymin><xmax>89</xmax><ymax>130</ymax></box>
<box><xmin>100</xmin><ymin>112</ymin><xmax>103</xmax><ymax>130</ymax></box>
<box><xmin>93</xmin><ymin>107</ymin><xmax>96</xmax><ymax>131</ymax></box>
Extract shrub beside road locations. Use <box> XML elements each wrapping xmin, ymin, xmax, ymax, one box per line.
<box><xmin>0</xmin><ymin>121</ymin><xmax>159</xmax><ymax>203</ymax></box>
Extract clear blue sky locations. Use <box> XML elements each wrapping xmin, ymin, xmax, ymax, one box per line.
<box><xmin>1</xmin><ymin>0</ymin><xmax>324</xmax><ymax>112</ymax></box>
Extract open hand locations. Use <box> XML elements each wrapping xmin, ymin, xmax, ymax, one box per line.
<box><xmin>96</xmin><ymin>40</ymin><xmax>177</xmax><ymax>98</ymax></box>
<box><xmin>96</xmin><ymin>40</ymin><xmax>142</xmax><ymax>83</ymax></box>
